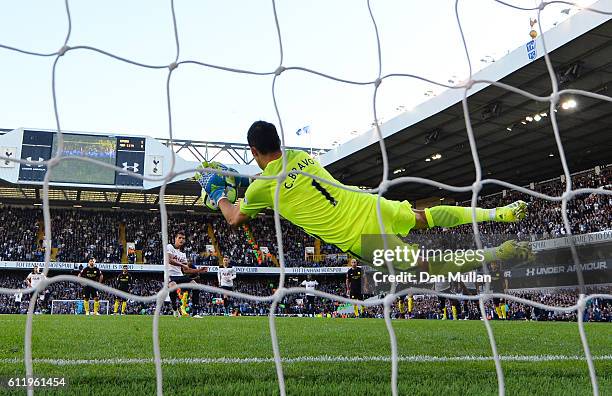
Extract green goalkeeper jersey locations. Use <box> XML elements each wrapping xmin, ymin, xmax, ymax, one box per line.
<box><xmin>239</xmin><ymin>150</ymin><xmax>415</xmax><ymax>256</ymax></box>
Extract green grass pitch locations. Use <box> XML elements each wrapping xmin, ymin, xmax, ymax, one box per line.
<box><xmin>0</xmin><ymin>315</ymin><xmax>610</xmax><ymax>395</ymax></box>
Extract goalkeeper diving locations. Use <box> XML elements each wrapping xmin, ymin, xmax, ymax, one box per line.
<box><xmin>195</xmin><ymin>121</ymin><xmax>533</xmax><ymax>274</ymax></box>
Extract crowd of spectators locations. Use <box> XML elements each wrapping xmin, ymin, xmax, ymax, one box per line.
<box><xmin>0</xmin><ymin>165</ymin><xmax>609</xmax><ymax>267</ymax></box>
<box><xmin>415</xmin><ymin>166</ymin><xmax>611</xmax><ymax>248</ymax></box>
<box><xmin>390</xmin><ymin>285</ymin><xmax>612</xmax><ymax>322</ymax></box>
<box><xmin>248</xmin><ymin>216</ymin><xmax>316</xmax><ymax>266</ymax></box>
<box><xmin>124</xmin><ymin>211</ymin><xmax>161</xmax><ymax>263</ymax></box>
<box><xmin>0</xmin><ymin>207</ymin><xmax>42</xmax><ymax>262</ymax></box>
<box><xmin>0</xmin><ymin>271</ymin><xmax>165</xmax><ymax>315</ymax></box>
<box><xmin>0</xmin><ymin>270</ymin><xmax>609</xmax><ymax>321</ymax></box>
<box><xmin>124</xmin><ymin>210</ymin><xmax>327</xmax><ymax>267</ymax></box>
<box><xmin>53</xmin><ymin>210</ymin><xmax>122</xmax><ymax>263</ymax></box>
<box><xmin>210</xmin><ymin>215</ymin><xmax>259</xmax><ymax>266</ymax></box>
<box><xmin>125</xmin><ymin>212</ymin><xmax>218</xmax><ymax>266</ymax></box>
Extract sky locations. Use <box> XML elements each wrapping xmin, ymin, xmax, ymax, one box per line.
<box><xmin>0</xmin><ymin>0</ymin><xmax>594</xmax><ymax>161</ymax></box>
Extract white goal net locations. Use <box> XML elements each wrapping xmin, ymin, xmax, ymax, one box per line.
<box><xmin>0</xmin><ymin>1</ymin><xmax>611</xmax><ymax>395</ymax></box>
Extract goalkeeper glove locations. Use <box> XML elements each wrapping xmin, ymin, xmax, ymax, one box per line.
<box><xmin>195</xmin><ymin>161</ymin><xmax>245</xmax><ymax>209</ymax></box>
<box><xmin>195</xmin><ymin>161</ymin><xmax>250</xmax><ymax>188</ymax></box>
<box><xmin>493</xmin><ymin>240</ymin><xmax>534</xmax><ymax>263</ymax></box>
<box><xmin>198</xmin><ymin>172</ymin><xmax>230</xmax><ymax>205</ymax></box>
<box><xmin>200</xmin><ymin>187</ymin><xmax>237</xmax><ymax>211</ymax></box>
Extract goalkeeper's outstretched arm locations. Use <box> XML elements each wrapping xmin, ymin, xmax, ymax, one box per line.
<box><xmin>198</xmin><ymin>166</ymin><xmax>253</xmax><ymax>227</ymax></box>
<box><xmin>218</xmin><ymin>198</ymin><xmax>251</xmax><ymax>227</ymax></box>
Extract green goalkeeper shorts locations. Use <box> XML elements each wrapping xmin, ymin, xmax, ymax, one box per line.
<box><xmin>347</xmin><ymin>197</ymin><xmax>417</xmax><ymax>260</ymax></box>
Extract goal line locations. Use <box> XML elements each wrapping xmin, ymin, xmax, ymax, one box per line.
<box><xmin>2</xmin><ymin>354</ymin><xmax>611</xmax><ymax>366</ymax></box>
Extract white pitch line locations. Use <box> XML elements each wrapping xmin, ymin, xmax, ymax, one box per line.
<box><xmin>1</xmin><ymin>355</ymin><xmax>611</xmax><ymax>366</ymax></box>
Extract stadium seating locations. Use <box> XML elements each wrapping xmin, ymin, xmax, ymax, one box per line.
<box><xmin>0</xmin><ymin>207</ymin><xmax>41</xmax><ymax>262</ymax></box>
<box><xmin>53</xmin><ymin>210</ymin><xmax>122</xmax><ymax>263</ymax></box>
<box><xmin>413</xmin><ymin>167</ymin><xmax>611</xmax><ymax>247</ymax></box>
<box><xmin>0</xmin><ymin>270</ymin><xmax>609</xmax><ymax>321</ymax></box>
<box><xmin>0</xmin><ymin>166</ymin><xmax>609</xmax><ymax>267</ymax></box>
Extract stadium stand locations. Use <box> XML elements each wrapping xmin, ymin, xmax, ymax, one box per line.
<box><xmin>0</xmin><ymin>271</ymin><xmax>609</xmax><ymax>321</ymax></box>
<box><xmin>0</xmin><ymin>165</ymin><xmax>609</xmax><ymax>267</ymax></box>
<box><xmin>413</xmin><ymin>166</ymin><xmax>611</xmax><ymax>247</ymax></box>
<box><xmin>126</xmin><ymin>212</ymin><xmax>218</xmax><ymax>266</ymax></box>
<box><xmin>401</xmin><ymin>286</ymin><xmax>612</xmax><ymax>322</ymax></box>
<box><xmin>53</xmin><ymin>210</ymin><xmax>122</xmax><ymax>263</ymax></box>
<box><xmin>0</xmin><ymin>207</ymin><xmax>42</xmax><ymax>262</ymax></box>
<box><xmin>1</xmin><ymin>165</ymin><xmax>609</xmax><ymax>320</ymax></box>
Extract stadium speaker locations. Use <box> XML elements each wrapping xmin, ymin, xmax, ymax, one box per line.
<box><xmin>424</xmin><ymin>128</ymin><xmax>440</xmax><ymax>145</ymax></box>
<box><xmin>480</xmin><ymin>102</ymin><xmax>502</xmax><ymax>121</ymax></box>
<box><xmin>556</xmin><ymin>62</ymin><xmax>583</xmax><ymax>86</ymax></box>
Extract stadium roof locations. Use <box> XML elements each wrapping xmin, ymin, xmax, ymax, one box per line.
<box><xmin>0</xmin><ymin>183</ymin><xmax>204</xmax><ymax>210</ymax></box>
<box><xmin>321</xmin><ymin>2</ymin><xmax>612</xmax><ymax>201</ymax></box>
<box><xmin>0</xmin><ymin>133</ymin><xmax>323</xmax><ymax>210</ymax></box>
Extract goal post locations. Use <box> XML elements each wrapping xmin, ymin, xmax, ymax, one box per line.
<box><xmin>51</xmin><ymin>299</ymin><xmax>111</xmax><ymax>315</ymax></box>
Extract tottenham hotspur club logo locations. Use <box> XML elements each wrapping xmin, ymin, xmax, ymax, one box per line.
<box><xmin>122</xmin><ymin>162</ymin><xmax>139</xmax><ymax>173</ymax></box>
<box><xmin>4</xmin><ymin>150</ymin><xmax>12</xmax><ymax>166</ymax></box>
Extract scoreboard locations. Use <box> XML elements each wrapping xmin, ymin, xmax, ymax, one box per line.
<box><xmin>118</xmin><ymin>137</ymin><xmax>145</xmax><ymax>150</ymax></box>
<box><xmin>18</xmin><ymin>130</ymin><xmax>146</xmax><ymax>187</ymax></box>
<box><xmin>0</xmin><ymin>127</ymin><xmax>256</xmax><ymax>191</ymax></box>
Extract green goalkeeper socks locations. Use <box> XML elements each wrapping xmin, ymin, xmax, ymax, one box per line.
<box><xmin>424</xmin><ymin>206</ymin><xmax>495</xmax><ymax>228</ymax></box>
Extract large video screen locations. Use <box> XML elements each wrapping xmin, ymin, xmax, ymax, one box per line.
<box><xmin>50</xmin><ymin>134</ymin><xmax>117</xmax><ymax>185</ymax></box>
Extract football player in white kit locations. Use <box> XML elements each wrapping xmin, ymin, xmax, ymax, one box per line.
<box><xmin>300</xmin><ymin>275</ymin><xmax>319</xmax><ymax>316</ymax></box>
<box><xmin>217</xmin><ymin>255</ymin><xmax>236</xmax><ymax>315</ymax></box>
<box><xmin>166</xmin><ymin>230</ymin><xmax>205</xmax><ymax>317</ymax></box>
<box><xmin>26</xmin><ymin>265</ymin><xmax>46</xmax><ymax>288</ymax></box>
<box><xmin>25</xmin><ymin>265</ymin><xmax>47</xmax><ymax>313</ymax></box>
